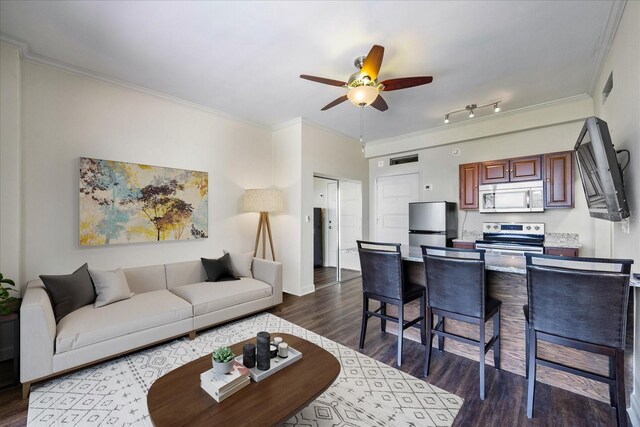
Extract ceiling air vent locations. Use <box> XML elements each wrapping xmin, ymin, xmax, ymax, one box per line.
<box><xmin>390</xmin><ymin>154</ymin><xmax>419</xmax><ymax>166</ymax></box>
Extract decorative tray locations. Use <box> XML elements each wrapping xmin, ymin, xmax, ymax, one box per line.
<box><xmin>234</xmin><ymin>346</ymin><xmax>302</xmax><ymax>382</ymax></box>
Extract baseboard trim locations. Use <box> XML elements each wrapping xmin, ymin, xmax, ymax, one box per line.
<box><xmin>299</xmin><ymin>284</ymin><xmax>315</xmax><ymax>296</ymax></box>
<box><xmin>629</xmin><ymin>392</ymin><xmax>640</xmax><ymax>426</ymax></box>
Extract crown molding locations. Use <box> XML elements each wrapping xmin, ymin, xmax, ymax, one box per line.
<box><xmin>587</xmin><ymin>0</ymin><xmax>627</xmax><ymax>96</ymax></box>
<box><xmin>299</xmin><ymin>117</ymin><xmax>358</xmax><ymax>143</ymax></box>
<box><xmin>366</xmin><ymin>94</ymin><xmax>592</xmax><ymax>147</ymax></box>
<box><xmin>271</xmin><ymin>117</ymin><xmax>303</xmax><ymax>132</ymax></box>
<box><xmin>0</xmin><ymin>36</ymin><xmax>271</xmax><ymax>132</ymax></box>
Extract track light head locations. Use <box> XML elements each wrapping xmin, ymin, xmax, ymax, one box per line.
<box><xmin>494</xmin><ymin>103</ymin><xmax>501</xmax><ymax>113</ymax></box>
<box><xmin>444</xmin><ymin>114</ymin><xmax>450</xmax><ymax>124</ymax></box>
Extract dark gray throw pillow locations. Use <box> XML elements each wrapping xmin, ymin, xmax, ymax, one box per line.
<box><xmin>201</xmin><ymin>254</ymin><xmax>239</xmax><ymax>282</ymax></box>
<box><xmin>40</xmin><ymin>263</ymin><xmax>97</xmax><ymax>323</ymax></box>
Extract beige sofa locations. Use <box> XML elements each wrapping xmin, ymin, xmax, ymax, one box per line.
<box><xmin>20</xmin><ymin>257</ymin><xmax>282</xmax><ymax>397</ymax></box>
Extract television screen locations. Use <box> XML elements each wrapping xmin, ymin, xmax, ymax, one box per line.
<box><xmin>574</xmin><ymin>117</ymin><xmax>629</xmax><ymax>221</ymax></box>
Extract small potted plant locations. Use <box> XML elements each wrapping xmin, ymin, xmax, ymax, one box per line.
<box><xmin>212</xmin><ymin>346</ymin><xmax>235</xmax><ymax>374</ymax></box>
<box><xmin>0</xmin><ymin>273</ymin><xmax>19</xmax><ymax>316</ymax></box>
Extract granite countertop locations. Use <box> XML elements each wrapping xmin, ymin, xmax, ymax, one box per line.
<box><xmin>402</xmin><ymin>245</ymin><xmax>527</xmax><ymax>275</ymax></box>
<box><xmin>401</xmin><ymin>245</ymin><xmax>639</xmax><ymax>286</ymax></box>
<box><xmin>544</xmin><ymin>232</ymin><xmax>581</xmax><ymax>248</ymax></box>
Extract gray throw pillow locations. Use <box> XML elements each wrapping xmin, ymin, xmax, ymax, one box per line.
<box><xmin>223</xmin><ymin>250</ymin><xmax>254</xmax><ymax>278</ymax></box>
<box><xmin>40</xmin><ymin>263</ymin><xmax>96</xmax><ymax>323</ymax></box>
<box><xmin>89</xmin><ymin>268</ymin><xmax>134</xmax><ymax>308</ymax></box>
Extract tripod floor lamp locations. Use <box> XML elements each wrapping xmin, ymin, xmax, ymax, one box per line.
<box><xmin>244</xmin><ymin>189</ymin><xmax>283</xmax><ymax>261</ymax></box>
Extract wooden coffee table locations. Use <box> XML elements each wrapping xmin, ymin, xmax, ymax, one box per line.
<box><xmin>147</xmin><ymin>333</ymin><xmax>341</xmax><ymax>426</ymax></box>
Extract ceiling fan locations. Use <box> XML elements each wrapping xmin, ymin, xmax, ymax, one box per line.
<box><xmin>300</xmin><ymin>45</ymin><xmax>433</xmax><ymax>112</ymax></box>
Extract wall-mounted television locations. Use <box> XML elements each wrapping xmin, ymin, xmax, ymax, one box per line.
<box><xmin>574</xmin><ymin>116</ymin><xmax>630</xmax><ymax>222</ymax></box>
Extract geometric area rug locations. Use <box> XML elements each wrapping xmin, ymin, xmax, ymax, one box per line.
<box><xmin>27</xmin><ymin>313</ymin><xmax>463</xmax><ymax>426</ymax></box>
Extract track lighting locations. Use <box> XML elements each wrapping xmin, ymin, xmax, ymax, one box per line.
<box><xmin>444</xmin><ymin>101</ymin><xmax>501</xmax><ymax>124</ymax></box>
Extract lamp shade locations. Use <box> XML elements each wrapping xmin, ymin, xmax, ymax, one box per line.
<box><xmin>347</xmin><ymin>85</ymin><xmax>379</xmax><ymax>107</ymax></box>
<box><xmin>244</xmin><ymin>189</ymin><xmax>283</xmax><ymax>213</ymax></box>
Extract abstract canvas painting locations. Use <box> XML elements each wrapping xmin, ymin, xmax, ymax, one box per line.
<box><xmin>80</xmin><ymin>157</ymin><xmax>208</xmax><ymax>246</ymax></box>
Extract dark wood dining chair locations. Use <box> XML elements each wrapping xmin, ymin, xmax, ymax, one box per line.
<box><xmin>524</xmin><ymin>253</ymin><xmax>633</xmax><ymax>426</ymax></box>
<box><xmin>421</xmin><ymin>245</ymin><xmax>501</xmax><ymax>400</ymax></box>
<box><xmin>356</xmin><ymin>240</ymin><xmax>426</xmax><ymax>367</ymax></box>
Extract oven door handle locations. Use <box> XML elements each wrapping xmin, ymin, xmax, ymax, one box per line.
<box><xmin>526</xmin><ymin>190</ymin><xmax>531</xmax><ymax>209</ymax></box>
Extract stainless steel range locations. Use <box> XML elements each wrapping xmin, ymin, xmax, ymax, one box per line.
<box><xmin>475</xmin><ymin>222</ymin><xmax>545</xmax><ymax>255</ymax></box>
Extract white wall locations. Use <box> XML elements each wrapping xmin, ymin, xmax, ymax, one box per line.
<box><xmin>272</xmin><ymin>122</ymin><xmax>303</xmax><ymax>295</ymax></box>
<box><xmin>0</xmin><ymin>43</ymin><xmax>21</xmax><ymax>289</ymax></box>
<box><xmin>20</xmin><ymin>61</ymin><xmax>273</xmax><ymax>282</ymax></box>
<box><xmin>590</xmin><ymin>1</ymin><xmax>640</xmax><ymax>422</ymax></box>
<box><xmin>313</xmin><ymin>177</ymin><xmax>329</xmax><ymax>209</ymax></box>
<box><xmin>369</xmin><ymin>120</ymin><xmax>600</xmax><ymax>255</ymax></box>
<box><xmin>300</xmin><ymin>121</ymin><xmax>369</xmax><ymax>294</ymax></box>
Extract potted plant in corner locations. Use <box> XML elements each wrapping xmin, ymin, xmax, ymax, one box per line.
<box><xmin>0</xmin><ymin>273</ymin><xmax>20</xmax><ymax>316</ymax></box>
<box><xmin>212</xmin><ymin>346</ymin><xmax>235</xmax><ymax>374</ymax></box>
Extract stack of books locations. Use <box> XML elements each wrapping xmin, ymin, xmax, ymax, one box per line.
<box><xmin>200</xmin><ymin>361</ymin><xmax>250</xmax><ymax>402</ymax></box>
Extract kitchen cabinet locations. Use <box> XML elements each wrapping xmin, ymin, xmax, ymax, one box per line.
<box><xmin>544</xmin><ymin>151</ymin><xmax>574</xmax><ymax>208</ymax></box>
<box><xmin>459</xmin><ymin>163</ymin><xmax>479</xmax><ymax>210</ymax></box>
<box><xmin>510</xmin><ymin>155</ymin><xmax>543</xmax><ymax>182</ymax></box>
<box><xmin>453</xmin><ymin>241</ymin><xmax>475</xmax><ymax>250</ymax></box>
<box><xmin>480</xmin><ymin>155</ymin><xmax>542</xmax><ymax>184</ymax></box>
<box><xmin>480</xmin><ymin>159</ymin><xmax>510</xmax><ymax>184</ymax></box>
<box><xmin>544</xmin><ymin>247</ymin><xmax>579</xmax><ymax>257</ymax></box>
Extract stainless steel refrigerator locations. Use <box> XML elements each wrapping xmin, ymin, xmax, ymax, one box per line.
<box><xmin>408</xmin><ymin>202</ymin><xmax>458</xmax><ymax>247</ymax></box>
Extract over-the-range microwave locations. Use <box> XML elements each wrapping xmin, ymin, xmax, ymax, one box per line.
<box><xmin>479</xmin><ymin>180</ymin><xmax>544</xmax><ymax>213</ymax></box>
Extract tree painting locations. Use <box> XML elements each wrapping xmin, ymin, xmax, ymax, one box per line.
<box><xmin>79</xmin><ymin>157</ymin><xmax>208</xmax><ymax>245</ymax></box>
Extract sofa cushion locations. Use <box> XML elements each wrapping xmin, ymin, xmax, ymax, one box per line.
<box><xmin>171</xmin><ymin>278</ymin><xmax>272</xmax><ymax>316</ymax></box>
<box><xmin>123</xmin><ymin>264</ymin><xmax>167</xmax><ymax>294</ymax></box>
<box><xmin>40</xmin><ymin>263</ymin><xmax>96</xmax><ymax>323</ymax></box>
<box><xmin>55</xmin><ymin>290</ymin><xmax>192</xmax><ymax>354</ymax></box>
<box><xmin>165</xmin><ymin>260</ymin><xmax>206</xmax><ymax>290</ymax></box>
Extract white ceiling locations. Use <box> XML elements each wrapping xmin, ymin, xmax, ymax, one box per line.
<box><xmin>0</xmin><ymin>1</ymin><xmax>621</xmax><ymax>141</ymax></box>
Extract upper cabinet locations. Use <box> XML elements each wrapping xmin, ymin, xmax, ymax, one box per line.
<box><xmin>459</xmin><ymin>162</ymin><xmax>479</xmax><ymax>210</ymax></box>
<box><xmin>459</xmin><ymin>151</ymin><xmax>573</xmax><ymax>210</ymax></box>
<box><xmin>480</xmin><ymin>155</ymin><xmax>542</xmax><ymax>185</ymax></box>
<box><xmin>480</xmin><ymin>160</ymin><xmax>510</xmax><ymax>184</ymax></box>
<box><xmin>544</xmin><ymin>151</ymin><xmax>574</xmax><ymax>208</ymax></box>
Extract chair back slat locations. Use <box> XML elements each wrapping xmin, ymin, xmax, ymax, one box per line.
<box><xmin>526</xmin><ymin>254</ymin><xmax>633</xmax><ymax>349</ymax></box>
<box><xmin>422</xmin><ymin>246</ymin><xmax>486</xmax><ymax>318</ymax></box>
<box><xmin>357</xmin><ymin>240</ymin><xmax>403</xmax><ymax>300</ymax></box>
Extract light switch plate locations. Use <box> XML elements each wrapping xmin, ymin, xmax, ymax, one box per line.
<box><xmin>621</xmin><ymin>218</ymin><xmax>630</xmax><ymax>234</ymax></box>
<box><xmin>425</xmin><ymin>184</ymin><xmax>433</xmax><ymax>191</ymax></box>
<box><xmin>305</xmin><ymin>215</ymin><xmax>311</xmax><ymax>223</ymax></box>
<box><xmin>377</xmin><ymin>160</ymin><xmax>384</xmax><ymax>167</ymax></box>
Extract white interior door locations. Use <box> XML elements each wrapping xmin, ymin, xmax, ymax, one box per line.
<box><xmin>375</xmin><ymin>173</ymin><xmax>420</xmax><ymax>245</ymax></box>
<box><xmin>339</xmin><ymin>181</ymin><xmax>362</xmax><ymax>271</ymax></box>
<box><xmin>325</xmin><ymin>181</ymin><xmax>338</xmax><ymax>267</ymax></box>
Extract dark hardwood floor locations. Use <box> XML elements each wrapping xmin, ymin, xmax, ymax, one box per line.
<box><xmin>270</xmin><ymin>277</ymin><xmax>630</xmax><ymax>427</ymax></box>
<box><xmin>313</xmin><ymin>266</ymin><xmax>360</xmax><ymax>288</ymax></box>
<box><xmin>0</xmin><ymin>276</ymin><xmax>631</xmax><ymax>426</ymax></box>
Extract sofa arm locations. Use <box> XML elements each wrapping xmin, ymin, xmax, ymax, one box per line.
<box><xmin>20</xmin><ymin>279</ymin><xmax>56</xmax><ymax>383</ymax></box>
<box><xmin>253</xmin><ymin>258</ymin><xmax>283</xmax><ymax>304</ymax></box>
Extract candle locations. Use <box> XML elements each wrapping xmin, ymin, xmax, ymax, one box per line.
<box><xmin>256</xmin><ymin>331</ymin><xmax>270</xmax><ymax>371</ymax></box>
<box><xmin>242</xmin><ymin>343</ymin><xmax>256</xmax><ymax>368</ymax></box>
<box><xmin>273</xmin><ymin>337</ymin><xmax>283</xmax><ymax>346</ymax></box>
<box><xmin>278</xmin><ymin>342</ymin><xmax>289</xmax><ymax>358</ymax></box>
<box><xmin>269</xmin><ymin>345</ymin><xmax>278</xmax><ymax>358</ymax></box>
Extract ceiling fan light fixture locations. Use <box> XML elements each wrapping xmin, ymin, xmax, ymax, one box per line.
<box><xmin>347</xmin><ymin>85</ymin><xmax>379</xmax><ymax>107</ymax></box>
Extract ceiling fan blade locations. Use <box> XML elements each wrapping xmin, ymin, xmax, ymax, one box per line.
<box><xmin>370</xmin><ymin>95</ymin><xmax>388</xmax><ymax>112</ymax></box>
<box><xmin>380</xmin><ymin>76</ymin><xmax>433</xmax><ymax>91</ymax></box>
<box><xmin>361</xmin><ymin>45</ymin><xmax>384</xmax><ymax>81</ymax></box>
<box><xmin>321</xmin><ymin>95</ymin><xmax>348</xmax><ymax>111</ymax></box>
<box><xmin>300</xmin><ymin>74</ymin><xmax>346</xmax><ymax>87</ymax></box>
